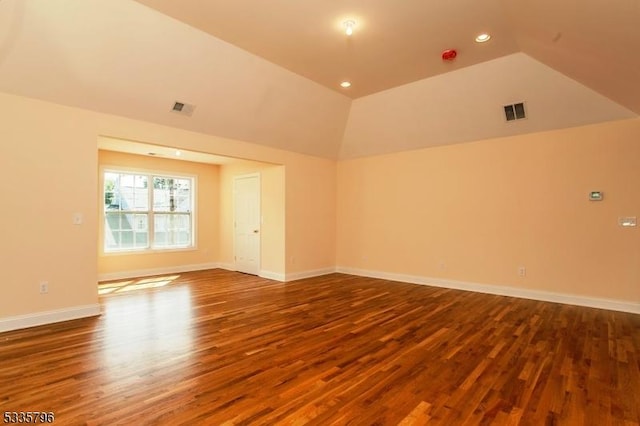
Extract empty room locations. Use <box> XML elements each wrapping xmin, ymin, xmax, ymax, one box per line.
<box><xmin>0</xmin><ymin>1</ymin><xmax>638</xmax><ymax>425</ymax></box>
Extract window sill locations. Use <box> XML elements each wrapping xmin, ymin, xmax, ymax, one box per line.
<box><xmin>101</xmin><ymin>246</ymin><xmax>198</xmax><ymax>257</ymax></box>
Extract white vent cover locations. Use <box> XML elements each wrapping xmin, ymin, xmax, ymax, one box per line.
<box><xmin>171</xmin><ymin>101</ymin><xmax>196</xmax><ymax>117</ymax></box>
<box><xmin>503</xmin><ymin>102</ymin><xmax>526</xmax><ymax>122</ymax></box>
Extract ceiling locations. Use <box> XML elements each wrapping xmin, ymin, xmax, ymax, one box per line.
<box><xmin>341</xmin><ymin>53</ymin><xmax>636</xmax><ymax>158</ymax></box>
<box><xmin>0</xmin><ymin>0</ymin><xmax>638</xmax><ymax>160</ymax></box>
<box><xmin>135</xmin><ymin>0</ymin><xmax>640</xmax><ymax>108</ymax></box>
<box><xmin>98</xmin><ymin>137</ymin><xmax>236</xmax><ymax>165</ymax></box>
<box><xmin>135</xmin><ymin>0</ymin><xmax>520</xmax><ymax>99</ymax></box>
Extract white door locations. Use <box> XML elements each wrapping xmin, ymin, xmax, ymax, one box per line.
<box><xmin>234</xmin><ymin>174</ymin><xmax>261</xmax><ymax>275</ymax></box>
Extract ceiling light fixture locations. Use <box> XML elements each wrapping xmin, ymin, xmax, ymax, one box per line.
<box><xmin>340</xmin><ymin>81</ymin><xmax>352</xmax><ymax>88</ymax></box>
<box><xmin>175</xmin><ymin>150</ymin><xmax>181</xmax><ymax>156</ymax></box>
<box><xmin>475</xmin><ymin>33</ymin><xmax>491</xmax><ymax>43</ymax></box>
<box><xmin>343</xmin><ymin>20</ymin><xmax>355</xmax><ymax>36</ymax></box>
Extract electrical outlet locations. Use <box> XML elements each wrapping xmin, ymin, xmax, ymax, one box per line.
<box><xmin>40</xmin><ymin>281</ymin><xmax>49</xmax><ymax>294</ymax></box>
<box><xmin>518</xmin><ymin>266</ymin><xmax>526</xmax><ymax>277</ymax></box>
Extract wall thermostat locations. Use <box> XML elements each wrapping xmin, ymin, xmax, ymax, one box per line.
<box><xmin>619</xmin><ymin>217</ymin><xmax>637</xmax><ymax>227</ymax></box>
<box><xmin>589</xmin><ymin>191</ymin><xmax>603</xmax><ymax>201</ymax></box>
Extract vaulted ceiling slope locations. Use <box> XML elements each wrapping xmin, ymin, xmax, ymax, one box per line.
<box><xmin>0</xmin><ymin>0</ymin><xmax>638</xmax><ymax>160</ymax></box>
<box><xmin>136</xmin><ymin>0</ymin><xmax>640</xmax><ymax>114</ymax></box>
<box><xmin>0</xmin><ymin>0</ymin><xmax>351</xmax><ymax>159</ymax></box>
<box><xmin>502</xmin><ymin>0</ymin><xmax>640</xmax><ymax>115</ymax></box>
<box><xmin>341</xmin><ymin>53</ymin><xmax>636</xmax><ymax>159</ymax></box>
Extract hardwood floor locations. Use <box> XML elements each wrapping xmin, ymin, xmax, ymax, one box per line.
<box><xmin>1</xmin><ymin>270</ymin><xmax>639</xmax><ymax>425</ymax></box>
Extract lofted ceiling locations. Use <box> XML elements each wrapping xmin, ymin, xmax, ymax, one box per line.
<box><xmin>135</xmin><ymin>0</ymin><xmax>520</xmax><ymax>99</ymax></box>
<box><xmin>0</xmin><ymin>0</ymin><xmax>638</xmax><ymax>160</ymax></box>
<box><xmin>135</xmin><ymin>0</ymin><xmax>640</xmax><ymax>110</ymax></box>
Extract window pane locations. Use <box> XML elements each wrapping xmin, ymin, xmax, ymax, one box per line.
<box><xmin>119</xmin><ymin>185</ymin><xmax>133</xmax><ymax>211</ymax></box>
<box><xmin>153</xmin><ymin>177</ymin><xmax>171</xmax><ymax>211</ymax></box>
<box><xmin>133</xmin><ymin>214</ymin><xmax>147</xmax><ymax>231</ymax></box>
<box><xmin>132</xmin><ymin>214</ymin><xmax>148</xmax><ymax>248</ymax></box>
<box><xmin>104</xmin><ymin>212</ymin><xmax>119</xmax><ymax>250</ymax></box>
<box><xmin>120</xmin><ymin>231</ymin><xmax>134</xmax><ymax>249</ymax></box>
<box><xmin>119</xmin><ymin>174</ymin><xmax>147</xmax><ymax>212</ymax></box>
<box><xmin>104</xmin><ymin>172</ymin><xmax>118</xmax><ymax>210</ymax></box>
<box><xmin>153</xmin><ymin>214</ymin><xmax>170</xmax><ymax>247</ymax></box>
<box><xmin>153</xmin><ymin>176</ymin><xmax>191</xmax><ymax>212</ymax></box>
<box><xmin>104</xmin><ymin>212</ymin><xmax>149</xmax><ymax>251</ymax></box>
<box><xmin>153</xmin><ymin>213</ymin><xmax>191</xmax><ymax>248</ymax></box>
<box><xmin>133</xmin><ymin>175</ymin><xmax>149</xmax><ymax>211</ymax></box>
<box><xmin>175</xmin><ymin>179</ymin><xmax>191</xmax><ymax>212</ymax></box>
<box><xmin>104</xmin><ymin>172</ymin><xmax>148</xmax><ymax>212</ymax></box>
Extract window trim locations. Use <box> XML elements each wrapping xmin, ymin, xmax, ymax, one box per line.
<box><xmin>100</xmin><ymin>165</ymin><xmax>198</xmax><ymax>255</ymax></box>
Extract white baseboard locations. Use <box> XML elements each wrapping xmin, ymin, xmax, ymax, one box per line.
<box><xmin>0</xmin><ymin>304</ymin><xmax>101</xmax><ymax>333</ymax></box>
<box><xmin>285</xmin><ymin>267</ymin><xmax>336</xmax><ymax>282</ymax></box>
<box><xmin>98</xmin><ymin>262</ymin><xmax>220</xmax><ymax>282</ymax></box>
<box><xmin>259</xmin><ymin>270</ymin><xmax>286</xmax><ymax>282</ymax></box>
<box><xmin>335</xmin><ymin>266</ymin><xmax>640</xmax><ymax>315</ymax></box>
<box><xmin>217</xmin><ymin>262</ymin><xmax>236</xmax><ymax>272</ymax></box>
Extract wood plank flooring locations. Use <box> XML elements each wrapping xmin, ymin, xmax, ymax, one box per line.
<box><xmin>1</xmin><ymin>270</ymin><xmax>639</xmax><ymax>425</ymax></box>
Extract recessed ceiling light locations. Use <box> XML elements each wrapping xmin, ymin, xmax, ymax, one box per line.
<box><xmin>475</xmin><ymin>33</ymin><xmax>491</xmax><ymax>43</ymax></box>
<box><xmin>340</xmin><ymin>81</ymin><xmax>352</xmax><ymax>88</ymax></box>
<box><xmin>175</xmin><ymin>150</ymin><xmax>181</xmax><ymax>156</ymax></box>
<box><xmin>343</xmin><ymin>20</ymin><xmax>356</xmax><ymax>36</ymax></box>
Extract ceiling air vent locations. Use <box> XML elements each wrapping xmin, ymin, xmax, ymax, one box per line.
<box><xmin>171</xmin><ymin>101</ymin><xmax>196</xmax><ymax>117</ymax></box>
<box><xmin>503</xmin><ymin>102</ymin><xmax>526</xmax><ymax>122</ymax></box>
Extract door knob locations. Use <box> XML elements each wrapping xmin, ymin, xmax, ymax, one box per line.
<box><xmin>253</xmin><ymin>229</ymin><xmax>259</xmax><ymax>233</ymax></box>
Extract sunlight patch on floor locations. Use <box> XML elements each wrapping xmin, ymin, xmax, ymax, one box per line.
<box><xmin>98</xmin><ymin>275</ymin><xmax>180</xmax><ymax>295</ymax></box>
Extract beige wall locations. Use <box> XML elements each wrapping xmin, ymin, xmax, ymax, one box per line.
<box><xmin>337</xmin><ymin>118</ymin><xmax>640</xmax><ymax>302</ymax></box>
<box><xmin>285</xmin><ymin>158</ymin><xmax>337</xmax><ymax>274</ymax></box>
<box><xmin>218</xmin><ymin>160</ymin><xmax>285</xmax><ymax>276</ymax></box>
<box><xmin>97</xmin><ymin>150</ymin><xmax>219</xmax><ymax>277</ymax></box>
<box><xmin>2</xmin><ymin>88</ymin><xmax>636</xmax><ymax>325</ymax></box>
<box><xmin>0</xmin><ymin>96</ymin><xmax>99</xmax><ymax>318</ymax></box>
<box><xmin>0</xmin><ymin>92</ymin><xmax>337</xmax><ymax>320</ymax></box>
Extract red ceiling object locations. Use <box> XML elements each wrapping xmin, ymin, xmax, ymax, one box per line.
<box><xmin>441</xmin><ymin>49</ymin><xmax>457</xmax><ymax>61</ymax></box>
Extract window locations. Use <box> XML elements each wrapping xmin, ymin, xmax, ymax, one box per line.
<box><xmin>103</xmin><ymin>170</ymin><xmax>194</xmax><ymax>253</ymax></box>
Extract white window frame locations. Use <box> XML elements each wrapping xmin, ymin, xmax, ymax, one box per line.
<box><xmin>101</xmin><ymin>166</ymin><xmax>197</xmax><ymax>254</ymax></box>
